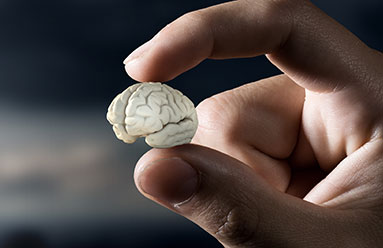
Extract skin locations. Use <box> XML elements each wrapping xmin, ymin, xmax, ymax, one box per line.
<box><xmin>125</xmin><ymin>0</ymin><xmax>383</xmax><ymax>247</ymax></box>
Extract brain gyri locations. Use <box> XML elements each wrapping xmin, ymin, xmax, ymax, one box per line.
<box><xmin>107</xmin><ymin>83</ymin><xmax>198</xmax><ymax>148</ymax></box>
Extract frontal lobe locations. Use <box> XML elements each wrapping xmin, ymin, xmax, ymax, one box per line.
<box><xmin>107</xmin><ymin>82</ymin><xmax>198</xmax><ymax>148</ymax></box>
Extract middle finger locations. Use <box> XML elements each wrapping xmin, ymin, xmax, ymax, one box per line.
<box><xmin>193</xmin><ymin>74</ymin><xmax>306</xmax><ymax>191</ymax></box>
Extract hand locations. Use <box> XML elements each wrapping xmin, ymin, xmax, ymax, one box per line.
<box><xmin>125</xmin><ymin>0</ymin><xmax>383</xmax><ymax>247</ymax></box>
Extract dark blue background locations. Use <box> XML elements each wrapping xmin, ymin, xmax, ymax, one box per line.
<box><xmin>0</xmin><ymin>0</ymin><xmax>381</xmax><ymax>247</ymax></box>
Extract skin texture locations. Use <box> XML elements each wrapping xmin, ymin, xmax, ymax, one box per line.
<box><xmin>126</xmin><ymin>0</ymin><xmax>383</xmax><ymax>247</ymax></box>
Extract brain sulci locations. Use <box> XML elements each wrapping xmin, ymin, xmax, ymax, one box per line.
<box><xmin>106</xmin><ymin>82</ymin><xmax>198</xmax><ymax>148</ymax></box>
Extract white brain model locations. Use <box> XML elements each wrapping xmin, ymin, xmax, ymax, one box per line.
<box><xmin>106</xmin><ymin>82</ymin><xmax>198</xmax><ymax>148</ymax></box>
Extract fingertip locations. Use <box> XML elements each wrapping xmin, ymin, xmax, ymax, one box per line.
<box><xmin>134</xmin><ymin>154</ymin><xmax>199</xmax><ymax>206</ymax></box>
<box><xmin>124</xmin><ymin>55</ymin><xmax>175</xmax><ymax>83</ymax></box>
<box><xmin>124</xmin><ymin>58</ymin><xmax>147</xmax><ymax>82</ymax></box>
<box><xmin>123</xmin><ymin>12</ymin><xmax>212</xmax><ymax>83</ymax></box>
<box><xmin>123</xmin><ymin>38</ymin><xmax>162</xmax><ymax>82</ymax></box>
<box><xmin>134</xmin><ymin>148</ymin><xmax>159</xmax><ymax>184</ymax></box>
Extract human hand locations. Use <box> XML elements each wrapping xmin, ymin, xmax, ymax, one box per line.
<box><xmin>125</xmin><ymin>0</ymin><xmax>383</xmax><ymax>247</ymax></box>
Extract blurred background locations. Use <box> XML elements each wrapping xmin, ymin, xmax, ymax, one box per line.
<box><xmin>0</xmin><ymin>0</ymin><xmax>381</xmax><ymax>247</ymax></box>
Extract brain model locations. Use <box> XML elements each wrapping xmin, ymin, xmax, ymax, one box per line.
<box><xmin>106</xmin><ymin>82</ymin><xmax>198</xmax><ymax>148</ymax></box>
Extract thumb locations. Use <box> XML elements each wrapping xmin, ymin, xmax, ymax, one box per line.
<box><xmin>134</xmin><ymin>145</ymin><xmax>359</xmax><ymax>247</ymax></box>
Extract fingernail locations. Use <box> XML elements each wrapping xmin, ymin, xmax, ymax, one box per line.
<box><xmin>137</xmin><ymin>158</ymin><xmax>199</xmax><ymax>205</ymax></box>
<box><xmin>123</xmin><ymin>38</ymin><xmax>154</xmax><ymax>65</ymax></box>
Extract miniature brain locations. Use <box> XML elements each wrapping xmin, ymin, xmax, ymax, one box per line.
<box><xmin>106</xmin><ymin>82</ymin><xmax>198</xmax><ymax>148</ymax></box>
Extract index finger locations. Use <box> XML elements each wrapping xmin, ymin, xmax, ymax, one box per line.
<box><xmin>124</xmin><ymin>0</ymin><xmax>382</xmax><ymax>92</ymax></box>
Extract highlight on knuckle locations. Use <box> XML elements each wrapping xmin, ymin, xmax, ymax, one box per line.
<box><xmin>197</xmin><ymin>95</ymin><xmax>232</xmax><ymax>130</ymax></box>
<box><xmin>178</xmin><ymin>9</ymin><xmax>210</xmax><ymax>31</ymax></box>
<box><xmin>195</xmin><ymin>94</ymin><xmax>240</xmax><ymax>144</ymax></box>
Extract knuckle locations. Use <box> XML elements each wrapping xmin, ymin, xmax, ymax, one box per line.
<box><xmin>215</xmin><ymin>207</ymin><xmax>259</xmax><ymax>248</ymax></box>
<box><xmin>177</xmin><ymin>9</ymin><xmax>211</xmax><ymax>30</ymax></box>
<box><xmin>181</xmin><ymin>10</ymin><xmax>205</xmax><ymax>22</ymax></box>
<box><xmin>196</xmin><ymin>95</ymin><xmax>227</xmax><ymax>130</ymax></box>
<box><xmin>195</xmin><ymin>94</ymin><xmax>238</xmax><ymax>141</ymax></box>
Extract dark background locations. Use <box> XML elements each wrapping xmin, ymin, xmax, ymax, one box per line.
<box><xmin>0</xmin><ymin>0</ymin><xmax>381</xmax><ymax>247</ymax></box>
